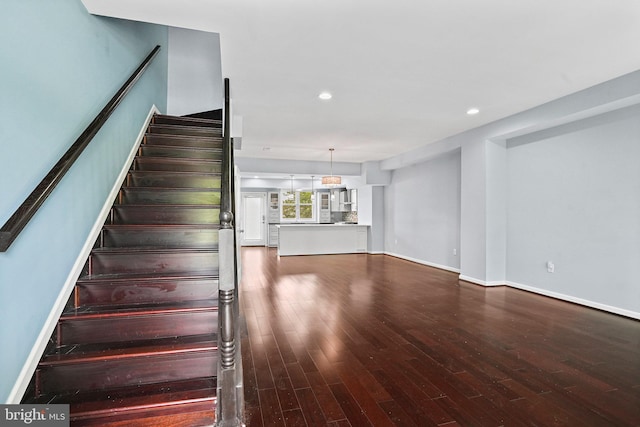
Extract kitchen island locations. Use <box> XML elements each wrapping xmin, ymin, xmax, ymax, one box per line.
<box><xmin>277</xmin><ymin>224</ymin><xmax>368</xmax><ymax>256</ymax></box>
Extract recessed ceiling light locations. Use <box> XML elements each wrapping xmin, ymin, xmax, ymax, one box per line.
<box><xmin>318</xmin><ymin>92</ymin><xmax>332</xmax><ymax>100</ymax></box>
<box><xmin>467</xmin><ymin>108</ymin><xmax>480</xmax><ymax>115</ymax></box>
<box><xmin>254</xmin><ymin>176</ymin><xmax>259</xmax><ymax>179</ymax></box>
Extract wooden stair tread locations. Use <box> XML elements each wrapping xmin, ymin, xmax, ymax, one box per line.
<box><xmin>72</xmin><ymin>387</ymin><xmax>215</xmax><ymax>420</ymax></box>
<box><xmin>149</xmin><ymin>123</ymin><xmax>220</xmax><ymax>130</ymax></box>
<box><xmin>127</xmin><ymin>170</ymin><xmax>222</xmax><ymax>176</ymax></box>
<box><xmin>144</xmin><ymin>132</ymin><xmax>222</xmax><ymax>142</ymax></box>
<box><xmin>154</xmin><ymin>114</ymin><xmax>222</xmax><ymax>126</ymax></box>
<box><xmin>141</xmin><ymin>143</ymin><xmax>222</xmax><ymax>152</ymax></box>
<box><xmin>41</xmin><ymin>336</ymin><xmax>218</xmax><ymax>366</ymax></box>
<box><xmin>77</xmin><ymin>272</ymin><xmax>219</xmax><ymax>283</ymax></box>
<box><xmin>102</xmin><ymin>224</ymin><xmax>221</xmax><ymax>231</ymax></box>
<box><xmin>148</xmin><ymin>124</ymin><xmax>221</xmax><ymax>137</ymax></box>
<box><xmin>144</xmin><ymin>136</ymin><xmax>222</xmax><ymax>146</ymax></box>
<box><xmin>112</xmin><ymin>203</ymin><xmax>221</xmax><ymax>208</ymax></box>
<box><xmin>36</xmin><ymin>377</ymin><xmax>215</xmax><ymax>405</ymax></box>
<box><xmin>30</xmin><ymin>378</ymin><xmax>216</xmax><ymax>426</ymax></box>
<box><xmin>120</xmin><ymin>187</ymin><xmax>221</xmax><ymax>194</ymax></box>
<box><xmin>90</xmin><ymin>247</ymin><xmax>219</xmax><ymax>255</ymax></box>
<box><xmin>135</xmin><ymin>156</ymin><xmax>222</xmax><ymax>164</ymax></box>
<box><xmin>60</xmin><ymin>300</ymin><xmax>218</xmax><ymax>319</ymax></box>
<box><xmin>130</xmin><ymin>168</ymin><xmax>222</xmax><ymax>173</ymax></box>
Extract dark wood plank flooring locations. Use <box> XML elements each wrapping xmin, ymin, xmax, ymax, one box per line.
<box><xmin>239</xmin><ymin>247</ymin><xmax>640</xmax><ymax>426</ymax></box>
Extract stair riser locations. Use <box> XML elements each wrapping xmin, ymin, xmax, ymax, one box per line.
<box><xmin>127</xmin><ymin>171</ymin><xmax>221</xmax><ymax>189</ymax></box>
<box><xmin>140</xmin><ymin>145</ymin><xmax>222</xmax><ymax>160</ymax></box>
<box><xmin>76</xmin><ymin>278</ymin><xmax>219</xmax><ymax>307</ymax></box>
<box><xmin>148</xmin><ymin>125</ymin><xmax>221</xmax><ymax>138</ymax></box>
<box><xmin>72</xmin><ymin>402</ymin><xmax>215</xmax><ymax>427</ymax></box>
<box><xmin>134</xmin><ymin>158</ymin><xmax>222</xmax><ymax>173</ymax></box>
<box><xmin>90</xmin><ymin>252</ymin><xmax>219</xmax><ymax>276</ymax></box>
<box><xmin>68</xmin><ymin>378</ymin><xmax>216</xmax><ymax>426</ymax></box>
<box><xmin>101</xmin><ymin>228</ymin><xmax>219</xmax><ymax>249</ymax></box>
<box><xmin>58</xmin><ymin>311</ymin><xmax>218</xmax><ymax>346</ymax></box>
<box><xmin>153</xmin><ymin>115</ymin><xmax>222</xmax><ymax>128</ymax></box>
<box><xmin>110</xmin><ymin>206</ymin><xmax>220</xmax><ymax>225</ymax></box>
<box><xmin>144</xmin><ymin>133</ymin><xmax>222</xmax><ymax>149</ymax></box>
<box><xmin>38</xmin><ymin>351</ymin><xmax>217</xmax><ymax>395</ymax></box>
<box><xmin>119</xmin><ymin>189</ymin><xmax>221</xmax><ymax>205</ymax></box>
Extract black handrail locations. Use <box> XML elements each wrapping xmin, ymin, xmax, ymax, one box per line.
<box><xmin>220</xmin><ymin>78</ymin><xmax>233</xmax><ymax>221</ymax></box>
<box><xmin>0</xmin><ymin>45</ymin><xmax>161</xmax><ymax>252</ymax></box>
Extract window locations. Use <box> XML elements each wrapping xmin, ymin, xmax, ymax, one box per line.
<box><xmin>281</xmin><ymin>190</ymin><xmax>315</xmax><ymax>221</ymax></box>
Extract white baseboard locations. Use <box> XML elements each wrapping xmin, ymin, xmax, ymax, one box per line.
<box><xmin>458</xmin><ymin>275</ymin><xmax>505</xmax><ymax>287</ymax></box>
<box><xmin>7</xmin><ymin>106</ymin><xmax>159</xmax><ymax>403</ymax></box>
<box><xmin>384</xmin><ymin>251</ymin><xmax>460</xmax><ymax>274</ymax></box>
<box><xmin>369</xmin><ymin>253</ymin><xmax>638</xmax><ymax>320</ymax></box>
<box><xmin>506</xmin><ymin>280</ymin><xmax>640</xmax><ymax>320</ymax></box>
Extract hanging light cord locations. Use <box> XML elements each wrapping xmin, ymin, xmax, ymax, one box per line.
<box><xmin>330</xmin><ymin>149</ymin><xmax>334</xmax><ymax>177</ymax></box>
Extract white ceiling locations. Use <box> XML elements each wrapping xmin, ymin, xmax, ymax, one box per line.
<box><xmin>84</xmin><ymin>0</ymin><xmax>640</xmax><ymax>163</ymax></box>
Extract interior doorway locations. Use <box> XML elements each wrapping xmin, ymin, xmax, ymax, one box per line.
<box><xmin>240</xmin><ymin>192</ymin><xmax>266</xmax><ymax>246</ymax></box>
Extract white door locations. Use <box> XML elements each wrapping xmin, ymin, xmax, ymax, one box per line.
<box><xmin>240</xmin><ymin>193</ymin><xmax>266</xmax><ymax>246</ymax></box>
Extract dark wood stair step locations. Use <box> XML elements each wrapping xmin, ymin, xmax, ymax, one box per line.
<box><xmin>134</xmin><ymin>157</ymin><xmax>222</xmax><ymax>173</ymax></box>
<box><xmin>139</xmin><ymin>144</ymin><xmax>222</xmax><ymax>160</ymax></box>
<box><xmin>37</xmin><ymin>338</ymin><xmax>217</xmax><ymax>395</ymax></box>
<box><xmin>89</xmin><ymin>248</ymin><xmax>219</xmax><ymax>276</ymax></box>
<box><xmin>75</xmin><ymin>274</ymin><xmax>219</xmax><ymax>307</ymax></box>
<box><xmin>144</xmin><ymin>133</ymin><xmax>222</xmax><ymax>149</ymax></box>
<box><xmin>43</xmin><ymin>378</ymin><xmax>216</xmax><ymax>427</ymax></box>
<box><xmin>57</xmin><ymin>302</ymin><xmax>218</xmax><ymax>346</ymax></box>
<box><xmin>153</xmin><ymin>114</ymin><xmax>222</xmax><ymax>128</ymax></box>
<box><xmin>119</xmin><ymin>187</ymin><xmax>221</xmax><ymax>205</ymax></box>
<box><xmin>110</xmin><ymin>205</ymin><xmax>220</xmax><ymax>225</ymax></box>
<box><xmin>101</xmin><ymin>224</ymin><xmax>219</xmax><ymax>249</ymax></box>
<box><xmin>72</xmin><ymin>388</ymin><xmax>215</xmax><ymax>426</ymax></box>
<box><xmin>127</xmin><ymin>170</ymin><xmax>222</xmax><ymax>189</ymax></box>
<box><xmin>148</xmin><ymin>124</ymin><xmax>222</xmax><ymax>138</ymax></box>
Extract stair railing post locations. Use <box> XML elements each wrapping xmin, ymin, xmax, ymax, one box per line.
<box><xmin>216</xmin><ymin>78</ymin><xmax>244</xmax><ymax>427</ymax></box>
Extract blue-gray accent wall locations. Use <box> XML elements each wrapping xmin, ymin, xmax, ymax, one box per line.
<box><xmin>0</xmin><ymin>0</ymin><xmax>168</xmax><ymax>402</ymax></box>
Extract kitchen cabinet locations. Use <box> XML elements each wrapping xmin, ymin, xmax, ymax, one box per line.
<box><xmin>268</xmin><ymin>224</ymin><xmax>279</xmax><ymax>247</ymax></box>
<box><xmin>350</xmin><ymin>189</ymin><xmax>357</xmax><ymax>212</ymax></box>
<box><xmin>268</xmin><ymin>192</ymin><xmax>280</xmax><ymax>223</ymax></box>
<box><xmin>268</xmin><ymin>192</ymin><xmax>280</xmax><ymax>246</ymax></box>
<box><xmin>330</xmin><ymin>189</ymin><xmax>357</xmax><ymax>212</ymax></box>
<box><xmin>330</xmin><ymin>189</ymin><xmax>341</xmax><ymax>211</ymax></box>
<box><xmin>318</xmin><ymin>192</ymin><xmax>331</xmax><ymax>223</ymax></box>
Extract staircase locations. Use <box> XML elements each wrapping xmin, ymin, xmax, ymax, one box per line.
<box><xmin>24</xmin><ymin>114</ymin><xmax>224</xmax><ymax>426</ymax></box>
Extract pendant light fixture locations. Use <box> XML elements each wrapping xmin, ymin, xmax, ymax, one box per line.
<box><xmin>322</xmin><ymin>148</ymin><xmax>342</xmax><ymax>186</ymax></box>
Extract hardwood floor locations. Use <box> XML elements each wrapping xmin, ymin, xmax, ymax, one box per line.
<box><xmin>239</xmin><ymin>247</ymin><xmax>640</xmax><ymax>426</ymax></box>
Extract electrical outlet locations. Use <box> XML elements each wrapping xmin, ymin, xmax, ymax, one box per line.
<box><xmin>547</xmin><ymin>261</ymin><xmax>555</xmax><ymax>273</ymax></box>
<box><xmin>453</xmin><ymin>248</ymin><xmax>457</xmax><ymax>256</ymax></box>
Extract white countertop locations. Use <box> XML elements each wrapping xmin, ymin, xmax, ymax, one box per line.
<box><xmin>276</xmin><ymin>223</ymin><xmax>366</xmax><ymax>227</ymax></box>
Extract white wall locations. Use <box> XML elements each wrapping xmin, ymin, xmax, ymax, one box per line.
<box><xmin>357</xmin><ymin>186</ymin><xmax>384</xmax><ymax>253</ymax></box>
<box><xmin>384</xmin><ymin>149</ymin><xmax>461</xmax><ymax>271</ymax></box>
<box><xmin>167</xmin><ymin>27</ymin><xmax>222</xmax><ymax>116</ymax></box>
<box><xmin>506</xmin><ymin>105</ymin><xmax>640</xmax><ymax>316</ymax></box>
<box><xmin>460</xmin><ymin>140</ymin><xmax>487</xmax><ymax>281</ymax></box>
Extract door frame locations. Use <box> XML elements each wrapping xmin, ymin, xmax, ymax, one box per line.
<box><xmin>239</xmin><ymin>192</ymin><xmax>267</xmax><ymax>246</ymax></box>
